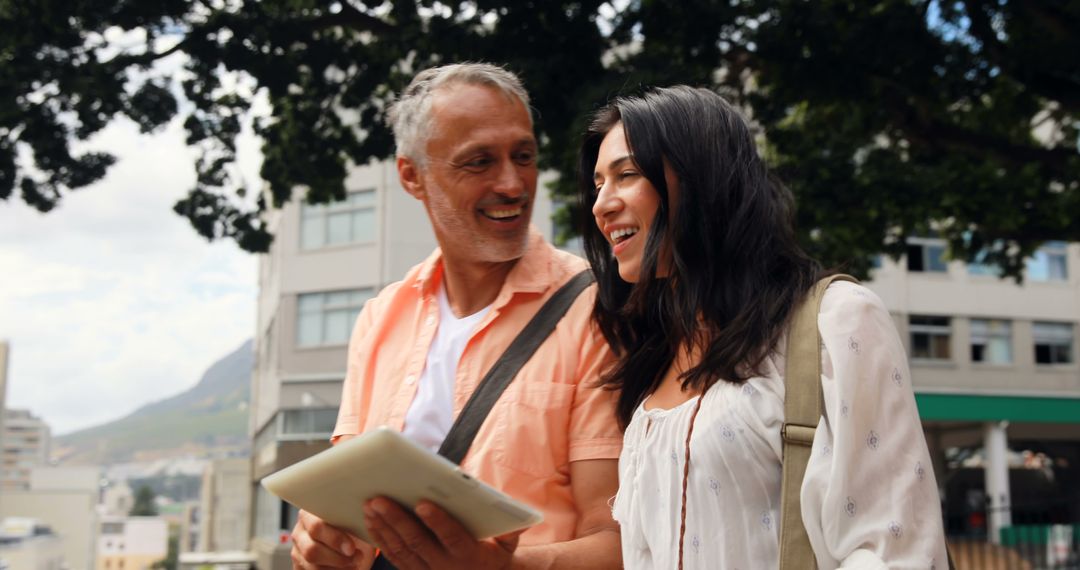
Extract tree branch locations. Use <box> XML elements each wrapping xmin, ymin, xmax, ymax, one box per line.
<box><xmin>861</xmin><ymin>68</ymin><xmax>1077</xmax><ymax>178</ymax></box>
<box><xmin>102</xmin><ymin>37</ymin><xmax>190</xmax><ymax>70</ymax></box>
<box><xmin>963</xmin><ymin>0</ymin><xmax>1080</xmax><ymax>113</ymax></box>
<box><xmin>904</xmin><ymin>114</ymin><xmax>1076</xmax><ymax>173</ymax></box>
<box><xmin>305</xmin><ymin>4</ymin><xmax>394</xmax><ymax>34</ymax></box>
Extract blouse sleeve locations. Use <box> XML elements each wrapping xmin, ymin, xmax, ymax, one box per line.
<box><xmin>799</xmin><ymin>281</ymin><xmax>949</xmax><ymax>569</ymax></box>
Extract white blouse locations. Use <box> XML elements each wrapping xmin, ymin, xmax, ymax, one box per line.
<box><xmin>613</xmin><ymin>282</ymin><xmax>949</xmax><ymax>569</ymax></box>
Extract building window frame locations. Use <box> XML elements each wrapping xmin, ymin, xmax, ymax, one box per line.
<box><xmin>296</xmin><ymin>289</ymin><xmax>374</xmax><ymax>348</ymax></box>
<box><xmin>909</xmin><ymin>315</ymin><xmax>952</xmax><ymax>362</ymax></box>
<box><xmin>277</xmin><ymin>408</ymin><xmax>339</xmax><ymax>441</ymax></box>
<box><xmin>1026</xmin><ymin>241</ymin><xmax>1069</xmax><ymax>283</ymax></box>
<box><xmin>905</xmin><ymin>237</ymin><xmax>949</xmax><ymax>273</ymax></box>
<box><xmin>970</xmin><ymin>318</ymin><xmax>1013</xmax><ymax>365</ymax></box>
<box><xmin>1033</xmin><ymin>321</ymin><xmax>1074</xmax><ymax>366</ymax></box>
<box><xmin>299</xmin><ymin>189</ymin><xmax>377</xmax><ymax>250</ymax></box>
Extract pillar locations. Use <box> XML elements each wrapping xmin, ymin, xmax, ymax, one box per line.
<box><xmin>983</xmin><ymin>421</ymin><xmax>1012</xmax><ymax>543</ymax></box>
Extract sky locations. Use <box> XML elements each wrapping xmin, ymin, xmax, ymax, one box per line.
<box><xmin>0</xmin><ymin>112</ymin><xmax>263</xmax><ymax>436</ymax></box>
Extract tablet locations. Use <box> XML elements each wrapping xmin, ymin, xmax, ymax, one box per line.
<box><xmin>260</xmin><ymin>426</ymin><xmax>543</xmax><ymax>544</ymax></box>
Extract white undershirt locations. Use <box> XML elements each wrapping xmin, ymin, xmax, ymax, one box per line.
<box><xmin>401</xmin><ymin>284</ymin><xmax>491</xmax><ymax>452</ymax></box>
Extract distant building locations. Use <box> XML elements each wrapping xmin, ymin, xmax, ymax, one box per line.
<box><xmin>178</xmin><ymin>501</ymin><xmax>199</xmax><ymax>554</ymax></box>
<box><xmin>197</xmin><ymin>457</ymin><xmax>251</xmax><ymax>552</ymax></box>
<box><xmin>865</xmin><ymin>240</ymin><xmax>1080</xmax><ymax>542</ymax></box>
<box><xmin>0</xmin><ymin>517</ymin><xmax>64</xmax><ymax>570</ymax></box>
<box><xmin>1</xmin><ymin>409</ymin><xmax>50</xmax><ymax>491</ymax></box>
<box><xmin>101</xmin><ymin>481</ymin><xmax>134</xmax><ymax>517</ymax></box>
<box><xmin>0</xmin><ymin>466</ymin><xmax>100</xmax><ymax>570</ymax></box>
<box><xmin>0</xmin><ymin>342</ymin><xmax>9</xmax><ymax>482</ymax></box>
<box><xmin>97</xmin><ymin>516</ymin><xmax>169</xmax><ymax>570</ymax></box>
<box><xmin>178</xmin><ymin>550</ymin><xmax>255</xmax><ymax>570</ymax></box>
<box><xmin>247</xmin><ymin>161</ymin><xmax>557</xmax><ymax>567</ymax></box>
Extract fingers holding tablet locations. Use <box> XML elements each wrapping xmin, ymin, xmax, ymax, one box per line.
<box><xmin>292</xmin><ymin>509</ymin><xmax>375</xmax><ymax>569</ymax></box>
<box><xmin>364</xmin><ymin>497</ymin><xmax>519</xmax><ymax>570</ymax></box>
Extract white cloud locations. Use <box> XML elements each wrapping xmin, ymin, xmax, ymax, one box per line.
<box><xmin>0</xmin><ymin>115</ymin><xmax>261</xmax><ymax>435</ymax></box>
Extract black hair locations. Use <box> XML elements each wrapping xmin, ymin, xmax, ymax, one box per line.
<box><xmin>578</xmin><ymin>85</ymin><xmax>823</xmax><ymax>427</ymax></box>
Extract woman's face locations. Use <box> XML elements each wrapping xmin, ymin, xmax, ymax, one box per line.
<box><xmin>591</xmin><ymin>122</ymin><xmax>675</xmax><ymax>283</ymax></box>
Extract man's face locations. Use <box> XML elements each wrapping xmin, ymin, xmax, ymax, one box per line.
<box><xmin>401</xmin><ymin>83</ymin><xmax>538</xmax><ymax>266</ymax></box>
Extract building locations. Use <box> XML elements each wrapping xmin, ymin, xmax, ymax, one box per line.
<box><xmin>0</xmin><ymin>517</ymin><xmax>64</xmax><ymax>570</ymax></box>
<box><xmin>101</xmin><ymin>481</ymin><xmax>134</xmax><ymax>517</ymax></box>
<box><xmin>0</xmin><ymin>341</ymin><xmax>8</xmax><ymax>509</ymax></box>
<box><xmin>0</xmin><ymin>342</ymin><xmax>9</xmax><ymax>482</ymax></box>
<box><xmin>1</xmin><ymin>409</ymin><xmax>51</xmax><ymax>491</ymax></box>
<box><xmin>865</xmin><ymin>239</ymin><xmax>1080</xmax><ymax>543</ymax></box>
<box><xmin>96</xmin><ymin>516</ymin><xmax>169</xmax><ymax>570</ymax></box>
<box><xmin>247</xmin><ymin>160</ymin><xmax>556</xmax><ymax>568</ymax></box>
<box><xmin>0</xmin><ymin>466</ymin><xmax>100</xmax><ymax>570</ymax></box>
<box><xmin>178</xmin><ymin>550</ymin><xmax>256</xmax><ymax>570</ymax></box>
<box><xmin>198</xmin><ymin>457</ymin><xmax>251</xmax><ymax>552</ymax></box>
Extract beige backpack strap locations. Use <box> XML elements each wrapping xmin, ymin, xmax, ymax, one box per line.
<box><xmin>778</xmin><ymin>274</ymin><xmax>858</xmax><ymax>569</ymax></box>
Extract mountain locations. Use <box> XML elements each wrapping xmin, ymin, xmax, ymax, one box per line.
<box><xmin>54</xmin><ymin>340</ymin><xmax>253</xmax><ymax>465</ymax></box>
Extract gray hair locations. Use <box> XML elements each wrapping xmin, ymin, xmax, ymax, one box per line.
<box><xmin>387</xmin><ymin>62</ymin><xmax>532</xmax><ymax>164</ymax></box>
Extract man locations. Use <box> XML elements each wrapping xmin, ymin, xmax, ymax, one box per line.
<box><xmin>290</xmin><ymin>63</ymin><xmax>623</xmax><ymax>569</ymax></box>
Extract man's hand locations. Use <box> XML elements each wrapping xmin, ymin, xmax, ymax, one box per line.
<box><xmin>291</xmin><ymin>509</ymin><xmax>376</xmax><ymax>569</ymax></box>
<box><xmin>364</xmin><ymin>497</ymin><xmax>523</xmax><ymax>570</ymax></box>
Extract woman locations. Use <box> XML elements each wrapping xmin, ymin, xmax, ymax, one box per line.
<box><xmin>579</xmin><ymin>86</ymin><xmax>948</xmax><ymax>569</ymax></box>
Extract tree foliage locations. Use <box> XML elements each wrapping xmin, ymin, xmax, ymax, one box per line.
<box><xmin>2</xmin><ymin>0</ymin><xmax>1077</xmax><ymax>278</ymax></box>
<box><xmin>130</xmin><ymin>484</ymin><xmax>159</xmax><ymax>516</ymax></box>
<box><xmin>151</xmin><ymin>527</ymin><xmax>180</xmax><ymax>570</ymax></box>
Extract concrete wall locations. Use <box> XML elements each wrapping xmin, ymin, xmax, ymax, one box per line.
<box><xmin>1</xmin><ymin>490</ymin><xmax>97</xmax><ymax>570</ymax></box>
<box><xmin>199</xmin><ymin>458</ymin><xmax>251</xmax><ymax>552</ymax></box>
<box><xmin>0</xmin><ymin>534</ymin><xmax>65</xmax><ymax>570</ymax></box>
<box><xmin>30</xmin><ymin>466</ymin><xmax>98</xmax><ymax>492</ymax></box>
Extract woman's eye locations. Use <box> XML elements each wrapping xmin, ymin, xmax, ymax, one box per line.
<box><xmin>618</xmin><ymin>170</ymin><xmax>638</xmax><ymax>180</ymax></box>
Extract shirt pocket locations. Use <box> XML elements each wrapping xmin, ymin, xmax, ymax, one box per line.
<box><xmin>491</xmin><ymin>381</ymin><xmax>576</xmax><ymax>477</ymax></box>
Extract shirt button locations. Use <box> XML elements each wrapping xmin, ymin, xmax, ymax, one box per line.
<box><xmin>426</xmin><ymin>315</ymin><xmax>436</xmax><ymax>326</ymax></box>
<box><xmin>405</xmin><ymin>375</ymin><xmax>416</xmax><ymax>385</ymax></box>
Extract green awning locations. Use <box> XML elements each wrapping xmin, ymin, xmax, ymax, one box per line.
<box><xmin>915</xmin><ymin>393</ymin><xmax>1080</xmax><ymax>424</ymax></box>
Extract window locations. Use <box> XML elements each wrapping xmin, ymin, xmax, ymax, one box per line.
<box><xmin>296</xmin><ymin>289</ymin><xmax>374</xmax><ymax>347</ymax></box>
<box><xmin>101</xmin><ymin>522</ymin><xmax>123</xmax><ymax>535</ymax></box>
<box><xmin>967</xmin><ymin>250</ymin><xmax>1003</xmax><ymax>277</ymax></box>
<box><xmin>970</xmin><ymin>319</ymin><xmax>1012</xmax><ymax>364</ymax></box>
<box><xmin>906</xmin><ymin>238</ymin><xmax>948</xmax><ymax>273</ymax></box>
<box><xmin>254</xmin><ymin>485</ymin><xmax>283</xmax><ymax>539</ymax></box>
<box><xmin>280</xmin><ymin>408</ymin><xmax>338</xmax><ymax>438</ymax></box>
<box><xmin>1034</xmin><ymin>322</ymin><xmax>1074</xmax><ymax>365</ymax></box>
<box><xmin>300</xmin><ymin>189</ymin><xmax>376</xmax><ymax>249</ymax></box>
<box><xmin>910</xmin><ymin>315</ymin><xmax>952</xmax><ymax>360</ymax></box>
<box><xmin>1026</xmin><ymin>242</ymin><xmax>1068</xmax><ymax>282</ymax></box>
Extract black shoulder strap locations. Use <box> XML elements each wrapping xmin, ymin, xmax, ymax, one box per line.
<box><xmin>436</xmin><ymin>269</ymin><xmax>595</xmax><ymax>464</ymax></box>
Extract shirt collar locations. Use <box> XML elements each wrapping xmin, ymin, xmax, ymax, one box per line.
<box><xmin>413</xmin><ymin>226</ymin><xmax>553</xmax><ymax>299</ymax></box>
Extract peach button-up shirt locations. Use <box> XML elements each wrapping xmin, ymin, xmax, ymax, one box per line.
<box><xmin>332</xmin><ymin>229</ymin><xmax>622</xmax><ymax>545</ymax></box>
